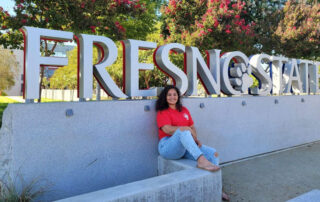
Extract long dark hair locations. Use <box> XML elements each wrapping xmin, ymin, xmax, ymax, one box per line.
<box><xmin>156</xmin><ymin>85</ymin><xmax>183</xmax><ymax>111</ymax></box>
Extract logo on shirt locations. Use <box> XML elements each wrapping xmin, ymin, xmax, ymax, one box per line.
<box><xmin>183</xmin><ymin>113</ymin><xmax>189</xmax><ymax>120</ymax></box>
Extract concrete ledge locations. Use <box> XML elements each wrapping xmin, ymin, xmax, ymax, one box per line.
<box><xmin>56</xmin><ymin>156</ymin><xmax>222</xmax><ymax>202</ymax></box>
<box><xmin>287</xmin><ymin>190</ymin><xmax>320</xmax><ymax>202</ymax></box>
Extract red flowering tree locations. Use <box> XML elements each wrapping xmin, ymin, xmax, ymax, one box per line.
<box><xmin>0</xmin><ymin>0</ymin><xmax>157</xmax><ymax>101</ymax></box>
<box><xmin>273</xmin><ymin>0</ymin><xmax>320</xmax><ymax>60</ymax></box>
<box><xmin>0</xmin><ymin>0</ymin><xmax>157</xmax><ymax>48</ymax></box>
<box><xmin>161</xmin><ymin>0</ymin><xmax>257</xmax><ymax>55</ymax></box>
<box><xmin>241</xmin><ymin>0</ymin><xmax>285</xmax><ymax>55</ymax></box>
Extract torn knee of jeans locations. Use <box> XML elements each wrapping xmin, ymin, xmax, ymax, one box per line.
<box><xmin>214</xmin><ymin>152</ymin><xmax>219</xmax><ymax>157</ymax></box>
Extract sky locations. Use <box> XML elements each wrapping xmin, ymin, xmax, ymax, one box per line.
<box><xmin>0</xmin><ymin>0</ymin><xmax>15</xmax><ymax>15</ymax></box>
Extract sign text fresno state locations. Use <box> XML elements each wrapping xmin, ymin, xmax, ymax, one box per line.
<box><xmin>21</xmin><ymin>27</ymin><xmax>320</xmax><ymax>99</ymax></box>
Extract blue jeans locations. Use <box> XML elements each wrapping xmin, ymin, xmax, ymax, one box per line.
<box><xmin>158</xmin><ymin>129</ymin><xmax>219</xmax><ymax>166</ymax></box>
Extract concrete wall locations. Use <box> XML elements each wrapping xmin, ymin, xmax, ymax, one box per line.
<box><xmin>1</xmin><ymin>95</ymin><xmax>320</xmax><ymax>200</ymax></box>
<box><xmin>0</xmin><ymin>100</ymin><xmax>158</xmax><ymax>201</ymax></box>
<box><xmin>183</xmin><ymin>95</ymin><xmax>320</xmax><ymax>163</ymax></box>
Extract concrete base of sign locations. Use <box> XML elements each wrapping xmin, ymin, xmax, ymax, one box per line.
<box><xmin>1</xmin><ymin>95</ymin><xmax>320</xmax><ymax>200</ymax></box>
<box><xmin>287</xmin><ymin>190</ymin><xmax>320</xmax><ymax>202</ymax></box>
<box><xmin>55</xmin><ymin>156</ymin><xmax>222</xmax><ymax>202</ymax></box>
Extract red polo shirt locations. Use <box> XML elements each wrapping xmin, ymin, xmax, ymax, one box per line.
<box><xmin>156</xmin><ymin>106</ymin><xmax>194</xmax><ymax>140</ymax></box>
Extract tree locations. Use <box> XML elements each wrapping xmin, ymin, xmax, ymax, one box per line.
<box><xmin>49</xmin><ymin>50</ymin><xmax>78</xmax><ymax>90</ymax></box>
<box><xmin>138</xmin><ymin>24</ymin><xmax>169</xmax><ymax>89</ymax></box>
<box><xmin>273</xmin><ymin>0</ymin><xmax>320</xmax><ymax>60</ymax></box>
<box><xmin>50</xmin><ymin>46</ymin><xmax>96</xmax><ymax>90</ymax></box>
<box><xmin>0</xmin><ymin>0</ymin><xmax>158</xmax><ymax>101</ymax></box>
<box><xmin>242</xmin><ymin>0</ymin><xmax>286</xmax><ymax>54</ymax></box>
<box><xmin>0</xmin><ymin>47</ymin><xmax>19</xmax><ymax>95</ymax></box>
<box><xmin>243</xmin><ymin>0</ymin><xmax>320</xmax><ymax>60</ymax></box>
<box><xmin>0</xmin><ymin>0</ymin><xmax>158</xmax><ymax>48</ymax></box>
<box><xmin>160</xmin><ymin>0</ymin><xmax>257</xmax><ymax>55</ymax></box>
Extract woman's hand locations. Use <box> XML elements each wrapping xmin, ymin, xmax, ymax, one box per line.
<box><xmin>179</xmin><ymin>126</ymin><xmax>192</xmax><ymax>132</ymax></box>
<box><xmin>195</xmin><ymin>139</ymin><xmax>202</xmax><ymax>147</ymax></box>
<box><xmin>162</xmin><ymin>125</ymin><xmax>201</xmax><ymax>147</ymax></box>
<box><xmin>180</xmin><ymin>126</ymin><xmax>201</xmax><ymax>147</ymax></box>
<box><xmin>189</xmin><ymin>125</ymin><xmax>198</xmax><ymax>140</ymax></box>
<box><xmin>179</xmin><ymin>126</ymin><xmax>196</xmax><ymax>138</ymax></box>
<box><xmin>161</xmin><ymin>125</ymin><xmax>191</xmax><ymax>135</ymax></box>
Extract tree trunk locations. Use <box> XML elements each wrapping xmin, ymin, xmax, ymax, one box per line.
<box><xmin>38</xmin><ymin>66</ymin><xmax>45</xmax><ymax>102</ymax></box>
<box><xmin>144</xmin><ymin>75</ymin><xmax>150</xmax><ymax>89</ymax></box>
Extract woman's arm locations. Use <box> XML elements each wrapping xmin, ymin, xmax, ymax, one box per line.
<box><xmin>190</xmin><ymin>125</ymin><xmax>202</xmax><ymax>147</ymax></box>
<box><xmin>161</xmin><ymin>125</ymin><xmax>192</xmax><ymax>135</ymax></box>
<box><xmin>161</xmin><ymin>124</ymin><xmax>202</xmax><ymax>147</ymax></box>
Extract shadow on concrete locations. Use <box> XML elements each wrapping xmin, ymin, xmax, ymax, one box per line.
<box><xmin>222</xmin><ymin>142</ymin><xmax>320</xmax><ymax>202</ymax></box>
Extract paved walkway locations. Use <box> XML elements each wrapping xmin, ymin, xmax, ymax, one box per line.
<box><xmin>222</xmin><ymin>141</ymin><xmax>320</xmax><ymax>202</ymax></box>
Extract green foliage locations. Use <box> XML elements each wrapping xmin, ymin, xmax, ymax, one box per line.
<box><xmin>50</xmin><ymin>46</ymin><xmax>99</xmax><ymax>90</ymax></box>
<box><xmin>0</xmin><ymin>97</ymin><xmax>18</xmax><ymax>103</ymax></box>
<box><xmin>50</xmin><ymin>47</ymin><xmax>78</xmax><ymax>89</ymax></box>
<box><xmin>0</xmin><ymin>0</ymin><xmax>158</xmax><ymax>49</ymax></box>
<box><xmin>0</xmin><ymin>48</ymin><xmax>19</xmax><ymax>95</ymax></box>
<box><xmin>161</xmin><ymin>0</ymin><xmax>257</xmax><ymax>55</ymax></box>
<box><xmin>138</xmin><ymin>24</ymin><xmax>169</xmax><ymax>88</ymax></box>
<box><xmin>242</xmin><ymin>0</ymin><xmax>320</xmax><ymax>61</ymax></box>
<box><xmin>273</xmin><ymin>0</ymin><xmax>320</xmax><ymax>60</ymax></box>
<box><xmin>243</xmin><ymin>0</ymin><xmax>285</xmax><ymax>53</ymax></box>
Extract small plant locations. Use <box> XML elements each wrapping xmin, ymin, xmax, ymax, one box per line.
<box><xmin>0</xmin><ymin>174</ymin><xmax>48</xmax><ymax>202</ymax></box>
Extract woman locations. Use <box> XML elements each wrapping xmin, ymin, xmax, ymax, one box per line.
<box><xmin>156</xmin><ymin>85</ymin><xmax>229</xmax><ymax>200</ymax></box>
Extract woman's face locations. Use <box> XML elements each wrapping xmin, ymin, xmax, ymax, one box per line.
<box><xmin>166</xmin><ymin>88</ymin><xmax>179</xmax><ymax>106</ymax></box>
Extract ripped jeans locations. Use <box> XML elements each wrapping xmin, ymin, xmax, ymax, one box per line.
<box><xmin>158</xmin><ymin>129</ymin><xmax>219</xmax><ymax>166</ymax></box>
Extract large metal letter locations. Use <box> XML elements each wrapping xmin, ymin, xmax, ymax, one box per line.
<box><xmin>77</xmin><ymin>34</ymin><xmax>127</xmax><ymax>99</ymax></box>
<box><xmin>298</xmin><ymin>59</ymin><xmax>313</xmax><ymax>93</ymax></box>
<box><xmin>270</xmin><ymin>56</ymin><xmax>288</xmax><ymax>95</ymax></box>
<box><xmin>122</xmin><ymin>39</ymin><xmax>157</xmax><ymax>97</ymax></box>
<box><xmin>21</xmin><ymin>26</ymin><xmax>73</xmax><ymax>100</ymax></box>
<box><xmin>310</xmin><ymin>61</ymin><xmax>320</xmax><ymax>93</ymax></box>
<box><xmin>185</xmin><ymin>47</ymin><xmax>221</xmax><ymax>96</ymax></box>
<box><xmin>220</xmin><ymin>51</ymin><xmax>252</xmax><ymax>95</ymax></box>
<box><xmin>249</xmin><ymin>54</ymin><xmax>272</xmax><ymax>96</ymax></box>
<box><xmin>283</xmin><ymin>59</ymin><xmax>303</xmax><ymax>94</ymax></box>
<box><xmin>154</xmin><ymin>43</ymin><xmax>188</xmax><ymax>95</ymax></box>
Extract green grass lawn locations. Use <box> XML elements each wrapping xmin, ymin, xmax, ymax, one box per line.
<box><xmin>0</xmin><ymin>96</ymin><xmax>20</xmax><ymax>103</ymax></box>
<box><xmin>0</xmin><ymin>97</ymin><xmax>20</xmax><ymax>128</ymax></box>
<box><xmin>41</xmin><ymin>98</ymin><xmax>64</xmax><ymax>102</ymax></box>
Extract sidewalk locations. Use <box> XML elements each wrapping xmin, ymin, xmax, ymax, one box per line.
<box><xmin>222</xmin><ymin>141</ymin><xmax>320</xmax><ymax>202</ymax></box>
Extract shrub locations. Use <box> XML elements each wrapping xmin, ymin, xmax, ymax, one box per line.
<box><xmin>0</xmin><ymin>174</ymin><xmax>48</xmax><ymax>202</ymax></box>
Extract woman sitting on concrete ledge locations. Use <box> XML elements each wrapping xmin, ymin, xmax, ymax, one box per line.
<box><xmin>156</xmin><ymin>85</ymin><xmax>229</xmax><ymax>201</ymax></box>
